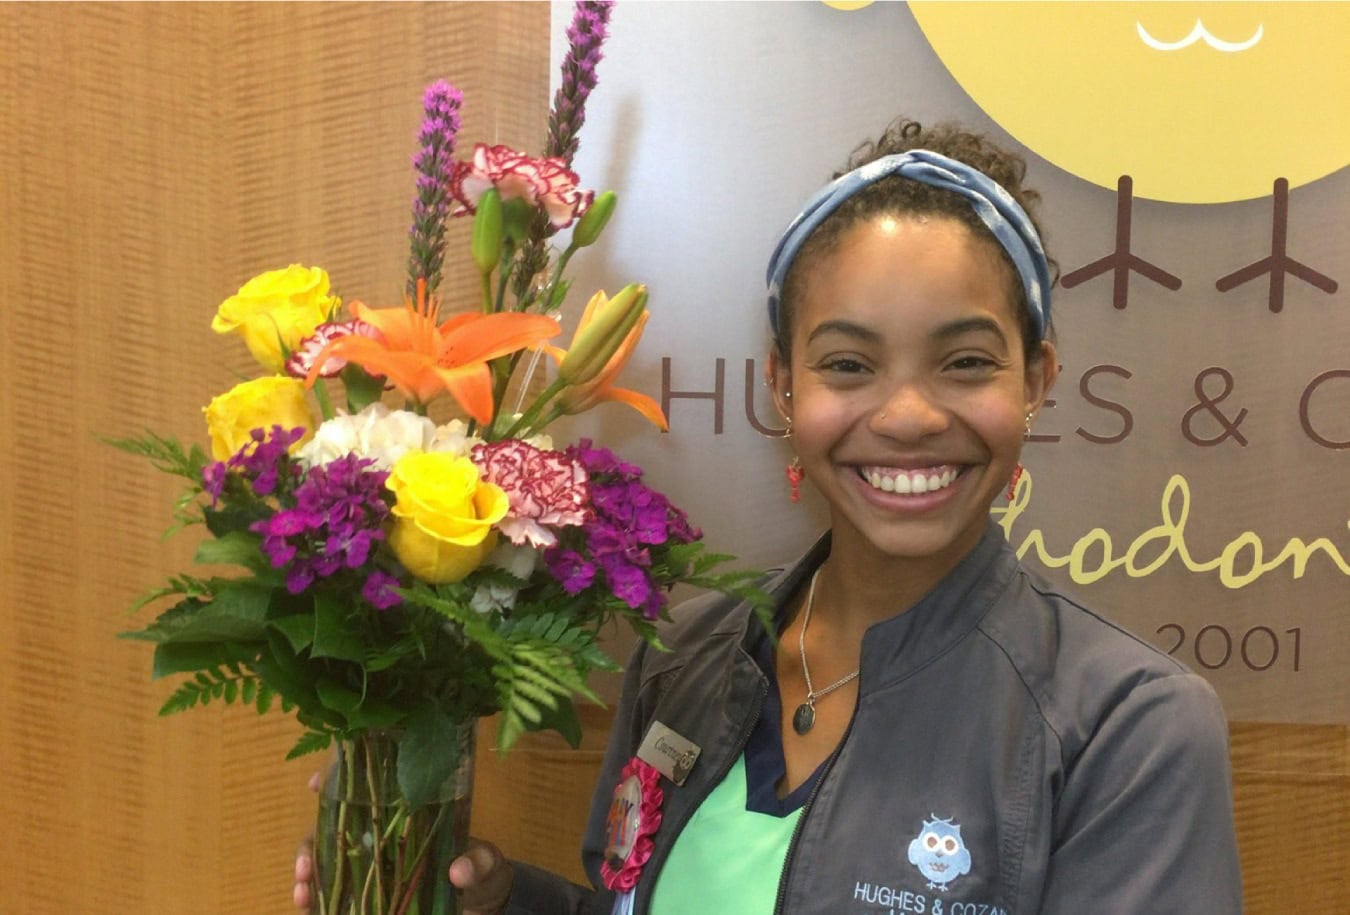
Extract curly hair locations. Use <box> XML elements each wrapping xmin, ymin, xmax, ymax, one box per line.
<box><xmin>774</xmin><ymin>118</ymin><xmax>1056</xmax><ymax>363</ymax></box>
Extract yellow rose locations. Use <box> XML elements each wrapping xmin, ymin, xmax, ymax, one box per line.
<box><xmin>211</xmin><ymin>265</ymin><xmax>340</xmax><ymax>372</ymax></box>
<box><xmin>386</xmin><ymin>453</ymin><xmax>509</xmax><ymax>584</ymax></box>
<box><xmin>203</xmin><ymin>376</ymin><xmax>316</xmax><ymax>461</ymax></box>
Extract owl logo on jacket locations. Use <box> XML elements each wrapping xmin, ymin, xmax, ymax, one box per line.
<box><xmin>907</xmin><ymin>816</ymin><xmax>972</xmax><ymax>891</ymax></box>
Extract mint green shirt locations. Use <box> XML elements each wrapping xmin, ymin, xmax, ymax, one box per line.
<box><xmin>648</xmin><ymin>754</ymin><xmax>802</xmax><ymax>914</ymax></box>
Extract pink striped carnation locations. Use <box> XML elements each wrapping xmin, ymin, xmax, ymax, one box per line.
<box><xmin>285</xmin><ymin>319</ymin><xmax>381</xmax><ymax>379</ymax></box>
<box><xmin>471</xmin><ymin>439</ymin><xmax>590</xmax><ymax>548</ymax></box>
<box><xmin>449</xmin><ymin>143</ymin><xmax>594</xmax><ymax>229</ymax></box>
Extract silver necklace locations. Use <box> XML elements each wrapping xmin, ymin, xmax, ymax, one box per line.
<box><xmin>791</xmin><ymin>567</ymin><xmax>860</xmax><ymax>735</ymax></box>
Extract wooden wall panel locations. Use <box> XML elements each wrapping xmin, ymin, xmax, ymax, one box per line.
<box><xmin>2</xmin><ymin>4</ymin><xmax>1346</xmax><ymax>914</ymax></box>
<box><xmin>1</xmin><ymin>4</ymin><xmax>549</xmax><ymax>912</ymax></box>
<box><xmin>1231</xmin><ymin>723</ymin><xmax>1349</xmax><ymax>912</ymax></box>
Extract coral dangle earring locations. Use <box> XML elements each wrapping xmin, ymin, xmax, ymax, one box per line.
<box><xmin>787</xmin><ymin>457</ymin><xmax>805</xmax><ymax>503</ymax></box>
<box><xmin>1008</xmin><ymin>412</ymin><xmax>1032</xmax><ymax>500</ymax></box>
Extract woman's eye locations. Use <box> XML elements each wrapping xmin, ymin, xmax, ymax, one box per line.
<box><xmin>946</xmin><ymin>355</ymin><xmax>995</xmax><ymax>372</ymax></box>
<box><xmin>820</xmin><ymin>357</ymin><xmax>867</xmax><ymax>374</ymax></box>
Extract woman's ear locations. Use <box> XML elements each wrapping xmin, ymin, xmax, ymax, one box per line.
<box><xmin>767</xmin><ymin>347</ymin><xmax>793</xmax><ymax>421</ymax></box>
<box><xmin>1024</xmin><ymin>339</ymin><xmax>1060</xmax><ymax>417</ymax></box>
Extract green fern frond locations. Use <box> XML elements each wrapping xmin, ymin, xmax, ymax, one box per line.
<box><xmin>286</xmin><ymin>729</ymin><xmax>333</xmax><ymax>760</ymax></box>
<box><xmin>103</xmin><ymin>431</ymin><xmax>210</xmax><ymax>482</ymax></box>
<box><xmin>156</xmin><ymin>669</ymin><xmax>267</xmax><ymax>717</ymax></box>
<box><xmin>128</xmin><ymin>574</ymin><xmax>212</xmax><ymax>615</ymax></box>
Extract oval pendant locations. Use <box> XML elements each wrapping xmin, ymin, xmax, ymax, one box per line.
<box><xmin>792</xmin><ymin>702</ymin><xmax>815</xmax><ymax>735</ymax></box>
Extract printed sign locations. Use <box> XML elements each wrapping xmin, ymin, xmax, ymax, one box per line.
<box><xmin>551</xmin><ymin>1</ymin><xmax>1349</xmax><ymax>722</ymax></box>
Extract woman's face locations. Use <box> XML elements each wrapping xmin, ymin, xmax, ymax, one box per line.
<box><xmin>771</xmin><ymin>215</ymin><xmax>1057</xmax><ymax>573</ymax></box>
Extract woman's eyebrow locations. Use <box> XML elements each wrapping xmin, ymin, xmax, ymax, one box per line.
<box><xmin>805</xmin><ymin>319</ymin><xmax>883</xmax><ymax>346</ymax></box>
<box><xmin>930</xmin><ymin>316</ymin><xmax>1008</xmax><ymax>345</ymax></box>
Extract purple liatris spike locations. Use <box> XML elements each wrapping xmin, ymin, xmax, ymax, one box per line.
<box><xmin>547</xmin><ymin>1</ymin><xmax>614</xmax><ymax>164</ymax></box>
<box><xmin>407</xmin><ymin>79</ymin><xmax>464</xmax><ymax>297</ymax></box>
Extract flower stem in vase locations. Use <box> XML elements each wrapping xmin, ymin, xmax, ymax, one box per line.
<box><xmin>317</xmin><ymin>726</ymin><xmax>475</xmax><ymax>915</ymax></box>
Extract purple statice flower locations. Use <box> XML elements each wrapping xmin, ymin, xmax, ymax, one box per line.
<box><xmin>210</xmin><ymin>425</ymin><xmax>306</xmax><ymax>503</ymax></box>
<box><xmin>202</xmin><ymin>461</ymin><xmax>228</xmax><ymax>505</ymax></box>
<box><xmin>544</xmin><ymin>548</ymin><xmax>597</xmax><ymax>595</ymax></box>
<box><xmin>547</xmin><ymin>1</ymin><xmax>614</xmax><ymax>165</ymax></box>
<box><xmin>362</xmin><ymin>569</ymin><xmax>403</xmax><ymax>610</ymax></box>
<box><xmin>569</xmin><ymin>439</ymin><xmax>641</xmax><ymax>480</ymax></box>
<box><xmin>407</xmin><ymin>79</ymin><xmax>464</xmax><ymax>297</ymax></box>
<box><xmin>236</xmin><ymin>426</ymin><xmax>306</xmax><ymax>495</ymax></box>
<box><xmin>249</xmin><ymin>453</ymin><xmax>394</xmax><ymax>604</ymax></box>
<box><xmin>544</xmin><ymin>442</ymin><xmax>700</xmax><ymax>619</ymax></box>
<box><xmin>600</xmin><ymin>554</ymin><xmax>653</xmax><ymax>612</ymax></box>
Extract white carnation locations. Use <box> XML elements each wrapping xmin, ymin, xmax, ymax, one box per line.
<box><xmin>469</xmin><ymin>542</ymin><xmax>540</xmax><ymax>615</ymax></box>
<box><xmin>298</xmin><ymin>403</ymin><xmax>480</xmax><ymax>470</ymax></box>
<box><xmin>429</xmin><ymin>419</ymin><xmax>484</xmax><ymax>459</ymax></box>
<box><xmin>296</xmin><ymin>404</ymin><xmax>419</xmax><ymax>469</ymax></box>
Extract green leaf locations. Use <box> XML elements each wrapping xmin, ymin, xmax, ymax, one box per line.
<box><xmin>534</xmin><ymin>696</ymin><xmax>583</xmax><ymax>749</ymax></box>
<box><xmin>253</xmin><ymin>633</ymin><xmax>328</xmax><ymax>722</ymax></box>
<box><xmin>397</xmin><ymin>708</ymin><xmax>462</xmax><ymax>809</ymax></box>
<box><xmin>315</xmin><ymin>679</ymin><xmax>403</xmax><ymax>731</ymax></box>
<box><xmin>195</xmin><ymin>530</ymin><xmax>265</xmax><ymax>570</ymax></box>
<box><xmin>268</xmin><ymin>615</ymin><xmax>314</xmax><ymax>653</ymax></box>
<box><xmin>203</xmin><ymin>502</ymin><xmax>267</xmax><ymax>538</ymax></box>
<box><xmin>311</xmin><ymin>596</ymin><xmax>365</xmax><ymax>663</ymax></box>
<box><xmin>159</xmin><ymin>680</ymin><xmax>209</xmax><ymax>716</ymax></box>
<box><xmin>102</xmin><ymin>431</ymin><xmax>208</xmax><ymax>482</ymax></box>
<box><xmin>144</xmin><ymin>583</ymin><xmax>271</xmax><ymax>644</ymax></box>
<box><xmin>509</xmin><ymin>677</ymin><xmax>560</xmax><ymax>708</ymax></box>
<box><xmin>193</xmin><ymin>534</ymin><xmax>285</xmax><ymax>588</ymax></box>
<box><xmin>151</xmin><ymin>641</ymin><xmax>247</xmax><ymax>680</ymax></box>
<box><xmin>287</xmin><ymin>730</ymin><xmax>333</xmax><ymax>760</ymax></box>
<box><xmin>126</xmin><ymin>574</ymin><xmax>213</xmax><ymax>615</ymax></box>
<box><xmin>340</xmin><ymin>365</ymin><xmax>386</xmax><ymax>414</ymax></box>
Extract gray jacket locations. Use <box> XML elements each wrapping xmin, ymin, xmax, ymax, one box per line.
<box><xmin>510</xmin><ymin>523</ymin><xmax>1242</xmax><ymax>914</ymax></box>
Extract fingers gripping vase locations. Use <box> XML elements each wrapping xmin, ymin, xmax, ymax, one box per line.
<box><xmin>315</xmin><ymin>724</ymin><xmax>475</xmax><ymax>915</ymax></box>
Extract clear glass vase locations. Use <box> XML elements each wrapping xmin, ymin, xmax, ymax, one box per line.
<box><xmin>315</xmin><ymin>724</ymin><xmax>475</xmax><ymax>915</ymax></box>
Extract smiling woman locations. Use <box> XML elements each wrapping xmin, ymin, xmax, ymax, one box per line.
<box><xmin>772</xmin><ymin>216</ymin><xmax>1051</xmax><ymax>586</ymax></box>
<box><xmin>421</xmin><ymin>118</ymin><xmax>1244</xmax><ymax>915</ymax></box>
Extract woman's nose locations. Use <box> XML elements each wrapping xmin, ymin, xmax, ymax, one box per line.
<box><xmin>867</xmin><ymin>383</ymin><xmax>949</xmax><ymax>439</ymax></box>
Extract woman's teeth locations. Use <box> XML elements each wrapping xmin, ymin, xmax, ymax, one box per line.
<box><xmin>863</xmin><ymin>466</ymin><xmax>958</xmax><ymax>494</ymax></box>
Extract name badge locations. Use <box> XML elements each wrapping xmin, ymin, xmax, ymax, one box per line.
<box><xmin>636</xmin><ymin>720</ymin><xmax>701</xmax><ymax>786</ymax></box>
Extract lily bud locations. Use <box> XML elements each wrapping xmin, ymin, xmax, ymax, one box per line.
<box><xmin>570</xmin><ymin>190</ymin><xmax>617</xmax><ymax>249</ymax></box>
<box><xmin>472</xmin><ymin>188</ymin><xmax>503</xmax><ymax>275</ymax></box>
<box><xmin>558</xmin><ymin>284</ymin><xmax>647</xmax><ymax>385</ymax></box>
<box><xmin>502</xmin><ymin>197</ymin><xmax>533</xmax><ymax>244</ymax></box>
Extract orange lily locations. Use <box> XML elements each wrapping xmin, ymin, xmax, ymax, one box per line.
<box><xmin>305</xmin><ymin>282</ymin><xmax>560</xmax><ymax>425</ymax></box>
<box><xmin>544</xmin><ymin>289</ymin><xmax>668</xmax><ymax>430</ymax></box>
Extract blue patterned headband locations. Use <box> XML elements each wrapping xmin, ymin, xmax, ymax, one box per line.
<box><xmin>766</xmin><ymin>149</ymin><xmax>1051</xmax><ymax>339</ymax></box>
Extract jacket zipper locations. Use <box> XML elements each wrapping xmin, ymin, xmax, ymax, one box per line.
<box><xmin>771</xmin><ymin>708</ymin><xmax>859</xmax><ymax>915</ymax></box>
<box><xmin>633</xmin><ymin>673</ymin><xmax>769</xmax><ymax>915</ymax></box>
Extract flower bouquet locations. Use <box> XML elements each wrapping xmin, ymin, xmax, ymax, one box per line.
<box><xmin>112</xmin><ymin>5</ymin><xmax>761</xmax><ymax>912</ymax></box>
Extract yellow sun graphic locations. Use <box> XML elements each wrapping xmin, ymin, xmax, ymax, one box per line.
<box><xmin>909</xmin><ymin>2</ymin><xmax>1350</xmax><ymax>203</ymax></box>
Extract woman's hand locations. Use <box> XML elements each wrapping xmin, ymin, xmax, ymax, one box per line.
<box><xmin>292</xmin><ymin>835</ymin><xmax>513</xmax><ymax>915</ymax></box>
<box><xmin>448</xmin><ymin>839</ymin><xmax>515</xmax><ymax>915</ymax></box>
<box><xmin>293</xmin><ymin>836</ymin><xmax>316</xmax><ymax>911</ymax></box>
